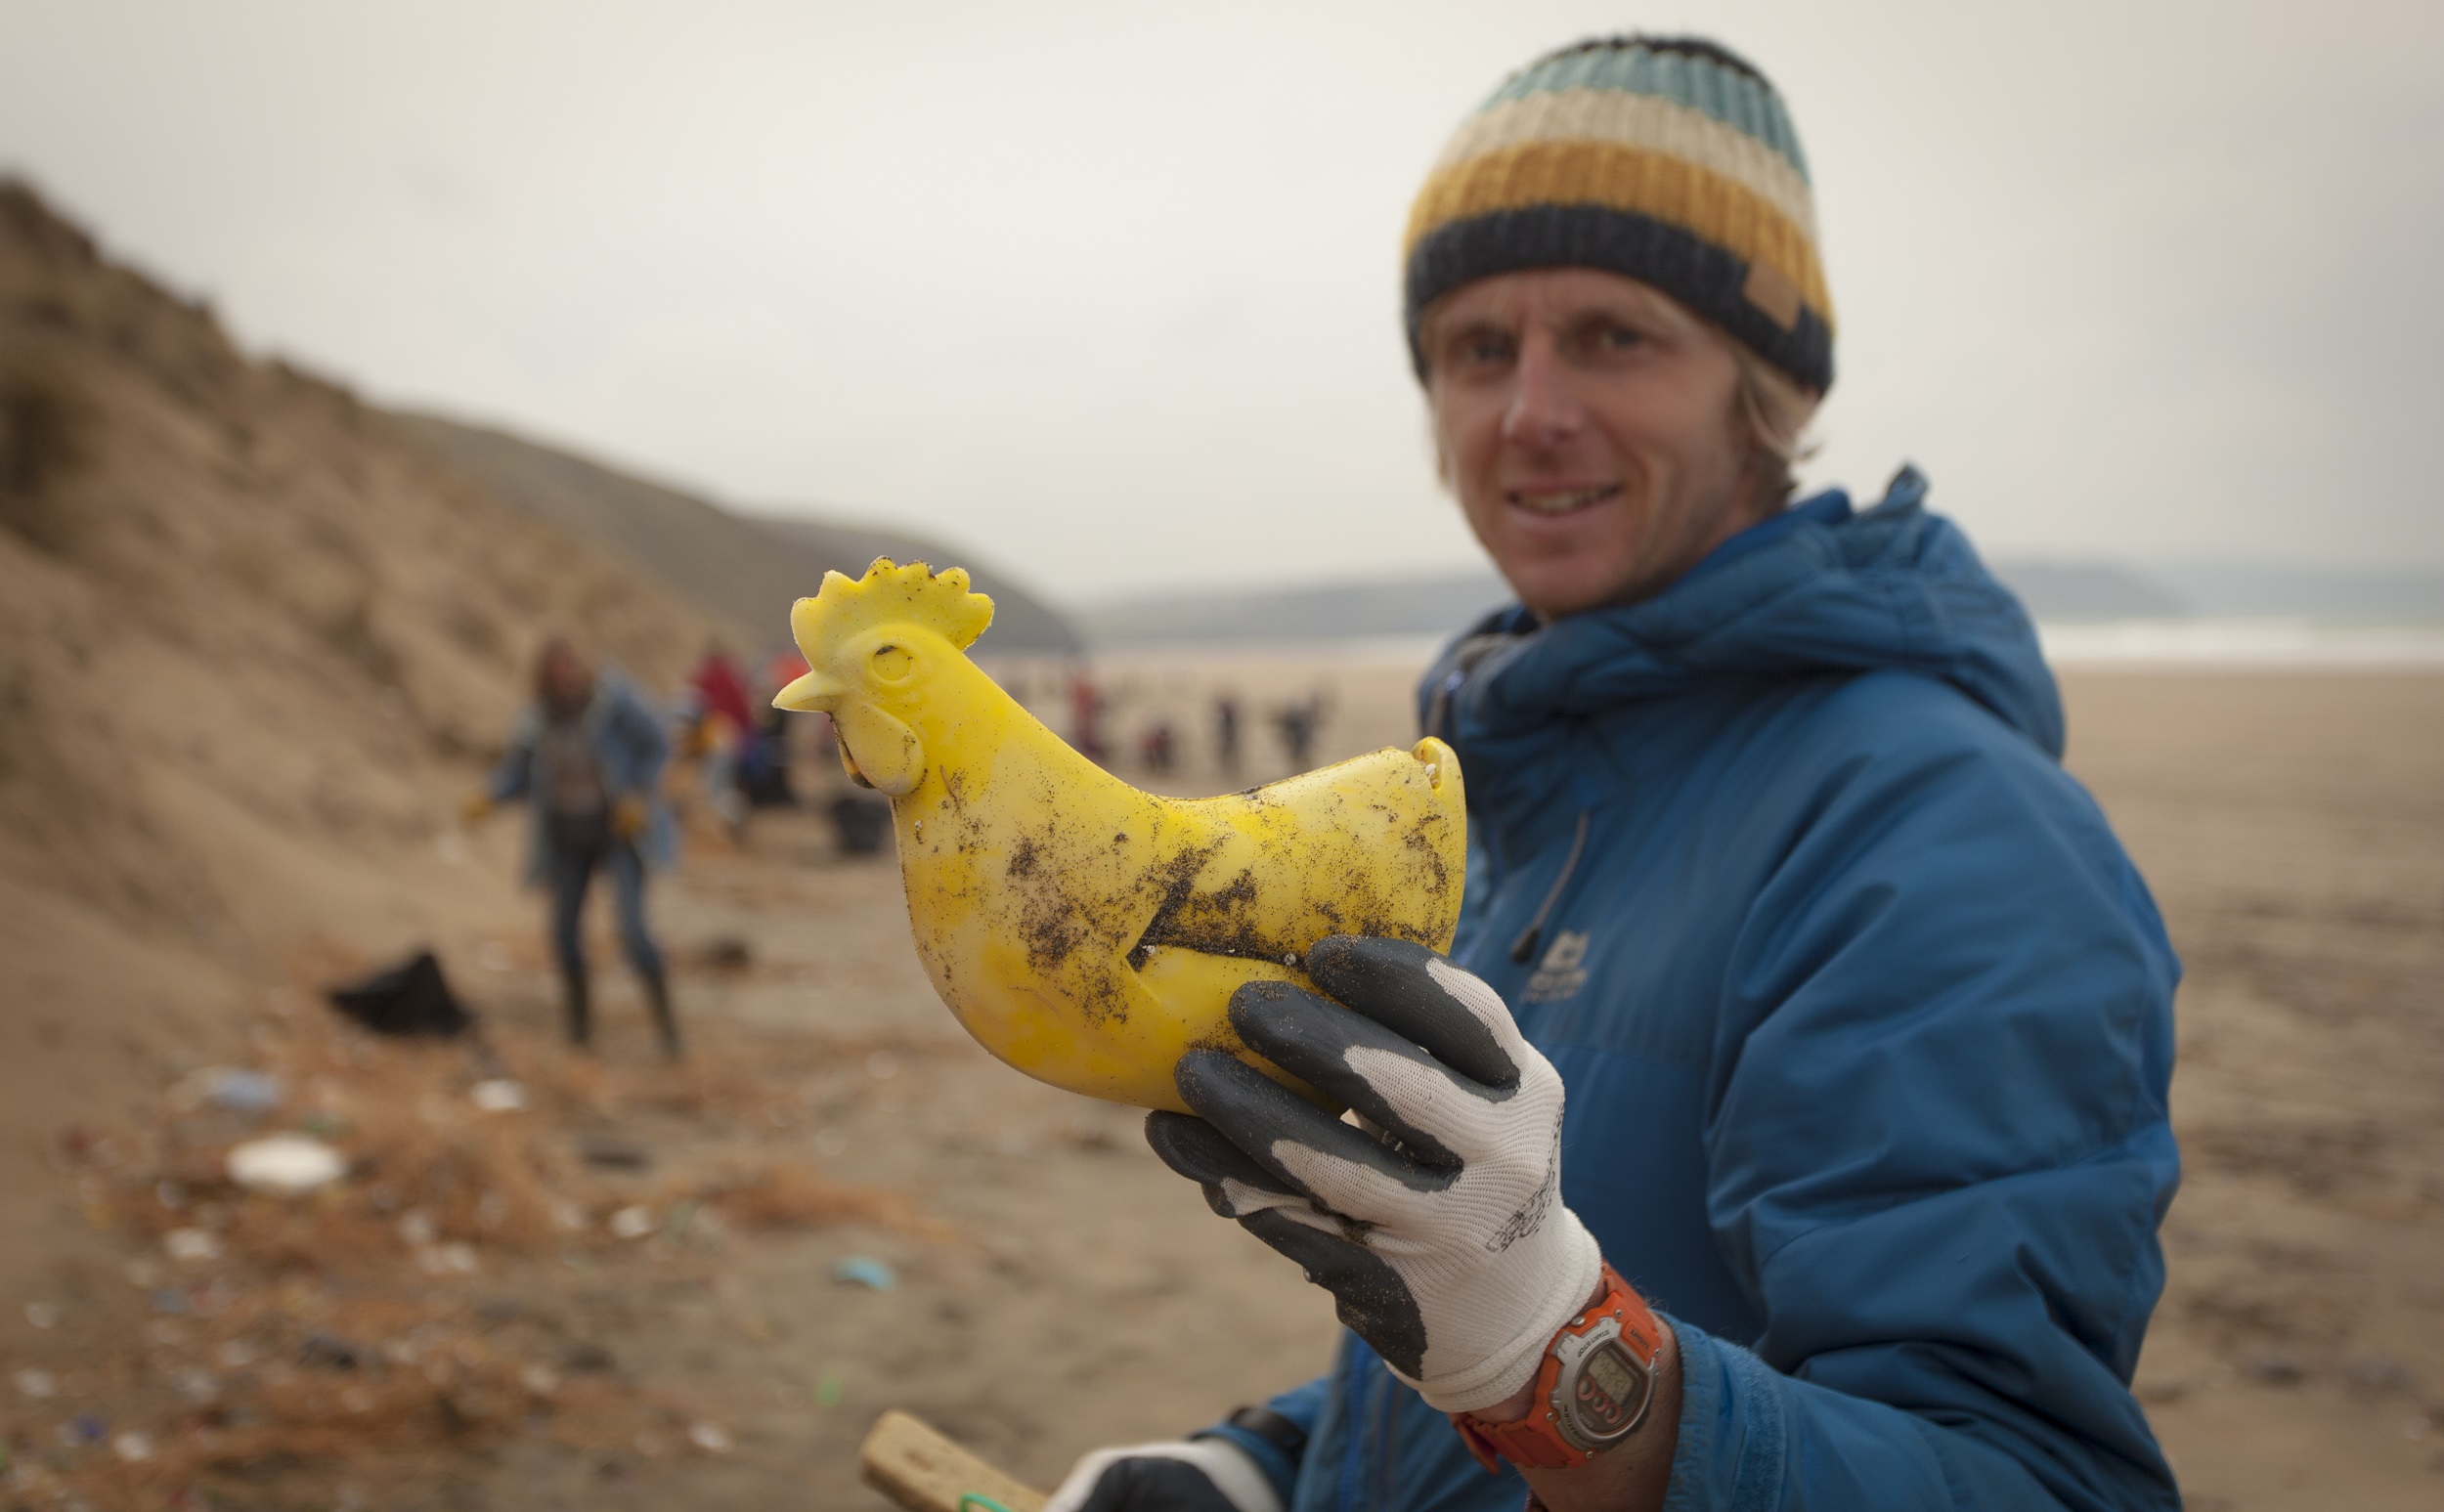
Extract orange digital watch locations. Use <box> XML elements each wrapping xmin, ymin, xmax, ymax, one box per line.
<box><xmin>1450</xmin><ymin>1264</ymin><xmax>1666</xmax><ymax>1473</ymax></box>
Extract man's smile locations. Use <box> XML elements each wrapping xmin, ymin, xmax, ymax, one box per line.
<box><xmin>1506</xmin><ymin>483</ymin><xmax>1622</xmax><ymax>517</ymax></box>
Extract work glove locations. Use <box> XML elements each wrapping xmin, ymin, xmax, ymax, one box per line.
<box><xmin>609</xmin><ymin>792</ymin><xmax>649</xmax><ymax>841</ymax></box>
<box><xmin>1044</xmin><ymin>1439</ymin><xmax>1280</xmax><ymax>1512</ymax></box>
<box><xmin>1147</xmin><ymin>936</ymin><xmax>1601</xmax><ymax>1415</ymax></box>
<box><xmin>459</xmin><ymin>790</ymin><xmax>493</xmax><ymax>825</ymax></box>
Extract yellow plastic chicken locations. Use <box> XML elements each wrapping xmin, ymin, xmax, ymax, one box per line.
<box><xmin>772</xmin><ymin>559</ymin><xmax>1468</xmax><ymax>1112</ymax></box>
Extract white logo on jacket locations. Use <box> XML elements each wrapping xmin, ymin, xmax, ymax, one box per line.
<box><xmin>1524</xmin><ymin>930</ymin><xmax>1590</xmax><ymax>1004</ymax></box>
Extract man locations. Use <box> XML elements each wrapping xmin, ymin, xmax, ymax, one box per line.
<box><xmin>1049</xmin><ymin>34</ymin><xmax>2179</xmax><ymax>1512</ymax></box>
<box><xmin>468</xmin><ymin>636</ymin><xmax>684</xmax><ymax>1059</ymax></box>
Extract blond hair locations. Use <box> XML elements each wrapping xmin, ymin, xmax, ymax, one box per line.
<box><xmin>1731</xmin><ymin>340</ymin><xmax>1819</xmax><ymax>509</ymax></box>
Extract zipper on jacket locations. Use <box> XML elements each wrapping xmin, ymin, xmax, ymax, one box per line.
<box><xmin>1508</xmin><ymin>809</ymin><xmax>1591</xmax><ymax>965</ymax></box>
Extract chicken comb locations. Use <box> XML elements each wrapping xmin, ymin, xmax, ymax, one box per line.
<box><xmin>790</xmin><ymin>557</ymin><xmax>996</xmax><ymax>655</ymax></box>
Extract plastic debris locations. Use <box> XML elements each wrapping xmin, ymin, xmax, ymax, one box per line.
<box><xmin>831</xmin><ymin>1255</ymin><xmax>896</xmax><ymax>1291</ymax></box>
<box><xmin>298</xmin><ymin>1332</ymin><xmax>364</xmax><ymax>1370</ymax></box>
<box><xmin>59</xmin><ymin>1414</ymin><xmax>105</xmax><ymax>1447</ymax></box>
<box><xmin>687</xmin><ymin>1421</ymin><xmax>734</xmax><ymax>1453</ymax></box>
<box><xmin>110</xmin><ymin>1431</ymin><xmax>154</xmax><ymax>1463</ymax></box>
<box><xmin>468</xmin><ymin>1079</ymin><xmax>528</xmax><ymax>1112</ymax></box>
<box><xmin>24</xmin><ymin>1302</ymin><xmax>58</xmax><ymax>1329</ymax></box>
<box><xmin>416</xmin><ymin>1242</ymin><xmax>480</xmax><ymax>1275</ymax></box>
<box><xmin>170</xmin><ymin>1366</ymin><xmax>221</xmax><ymax>1403</ymax></box>
<box><xmin>814</xmin><ymin>1369</ymin><xmax>846</xmax><ymax>1407</ymax></box>
<box><xmin>325</xmin><ymin>950</ymin><xmax>473</xmax><ymax>1038</ymax></box>
<box><xmin>182</xmin><ymin>1067</ymin><xmax>284</xmax><ymax>1114</ymax></box>
<box><xmin>608</xmin><ymin>1206</ymin><xmax>655</xmax><ymax>1240</ymax></box>
<box><xmin>13</xmin><ymin>1368</ymin><xmax>57</xmax><ymax>1400</ymax></box>
<box><xmin>579</xmin><ymin>1135</ymin><xmax>651</xmax><ymax>1170</ymax></box>
<box><xmin>163</xmin><ymin>1228</ymin><xmax>222</xmax><ymax>1264</ymax></box>
<box><xmin>227</xmin><ymin>1134</ymin><xmax>346</xmax><ymax>1195</ymax></box>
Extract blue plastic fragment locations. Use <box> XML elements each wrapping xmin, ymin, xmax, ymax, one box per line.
<box><xmin>831</xmin><ymin>1256</ymin><xmax>897</xmax><ymax>1292</ymax></box>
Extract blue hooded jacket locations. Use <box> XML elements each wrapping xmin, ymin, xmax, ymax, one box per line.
<box><xmin>1204</xmin><ymin>471</ymin><xmax>2181</xmax><ymax>1511</ymax></box>
<box><xmin>484</xmin><ymin>669</ymin><xmax>678</xmax><ymax>883</ymax></box>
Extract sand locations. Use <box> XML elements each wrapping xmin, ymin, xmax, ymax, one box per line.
<box><xmin>9</xmin><ymin>655</ymin><xmax>2438</xmax><ymax>1510</ymax></box>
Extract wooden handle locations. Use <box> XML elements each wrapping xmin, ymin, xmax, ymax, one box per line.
<box><xmin>858</xmin><ymin>1409</ymin><xmax>1048</xmax><ymax>1512</ymax></box>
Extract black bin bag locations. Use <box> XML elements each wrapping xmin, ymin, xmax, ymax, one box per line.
<box><xmin>326</xmin><ymin>950</ymin><xmax>474</xmax><ymax>1038</ymax></box>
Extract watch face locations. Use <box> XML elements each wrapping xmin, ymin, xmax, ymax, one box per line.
<box><xmin>1567</xmin><ymin>1339</ymin><xmax>1649</xmax><ymax>1441</ymax></box>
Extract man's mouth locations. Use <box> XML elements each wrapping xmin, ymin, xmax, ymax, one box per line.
<box><xmin>1506</xmin><ymin>484</ymin><xmax>1620</xmax><ymax>517</ymax></box>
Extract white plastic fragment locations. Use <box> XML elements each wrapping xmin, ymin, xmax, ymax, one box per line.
<box><xmin>226</xmin><ymin>1134</ymin><xmax>346</xmax><ymax>1196</ymax></box>
<box><xmin>163</xmin><ymin>1228</ymin><xmax>221</xmax><ymax>1264</ymax></box>
<box><xmin>469</xmin><ymin>1079</ymin><xmax>528</xmax><ymax>1112</ymax></box>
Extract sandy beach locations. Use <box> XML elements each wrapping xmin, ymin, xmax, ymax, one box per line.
<box><xmin>5</xmin><ymin>655</ymin><xmax>2438</xmax><ymax>1512</ymax></box>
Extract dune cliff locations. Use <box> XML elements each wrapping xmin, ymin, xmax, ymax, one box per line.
<box><xmin>0</xmin><ymin>181</ymin><xmax>727</xmax><ymax>1289</ymax></box>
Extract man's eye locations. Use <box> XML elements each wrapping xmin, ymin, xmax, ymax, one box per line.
<box><xmin>1436</xmin><ymin>331</ymin><xmax>1511</xmax><ymax>374</ymax></box>
<box><xmin>1453</xmin><ymin>333</ymin><xmax>1509</xmax><ymax>364</ymax></box>
<box><xmin>1594</xmin><ymin>322</ymin><xmax>1642</xmax><ymax>351</ymax></box>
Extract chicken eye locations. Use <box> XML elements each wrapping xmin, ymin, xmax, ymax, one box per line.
<box><xmin>870</xmin><ymin>644</ymin><xmax>916</xmax><ymax>683</ymax></box>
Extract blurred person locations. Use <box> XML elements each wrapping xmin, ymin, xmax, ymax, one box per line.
<box><xmin>1212</xmin><ymin>690</ymin><xmax>1243</xmax><ymax>780</ymax></box>
<box><xmin>745</xmin><ymin>696</ymin><xmax>797</xmax><ymax>807</ymax></box>
<box><xmin>685</xmin><ymin>638</ymin><xmax>756</xmax><ymax>836</ymax></box>
<box><xmin>1138</xmin><ymin>717</ymin><xmax>1178</xmax><ymax>777</ymax></box>
<box><xmin>1070</xmin><ymin>670</ymin><xmax>1109</xmax><ymax>764</ymax></box>
<box><xmin>1052</xmin><ymin>34</ymin><xmax>2178</xmax><ymax>1512</ymax></box>
<box><xmin>1269</xmin><ymin>691</ymin><xmax>1329</xmax><ymax>770</ymax></box>
<box><xmin>466</xmin><ymin>636</ymin><xmax>682</xmax><ymax>1059</ymax></box>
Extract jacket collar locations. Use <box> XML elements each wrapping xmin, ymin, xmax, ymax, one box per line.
<box><xmin>1425</xmin><ymin>468</ymin><xmax>2062</xmax><ymax>854</ymax></box>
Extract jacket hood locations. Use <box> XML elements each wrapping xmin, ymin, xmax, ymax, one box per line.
<box><xmin>1427</xmin><ymin>468</ymin><xmax>2062</xmax><ymax>832</ymax></box>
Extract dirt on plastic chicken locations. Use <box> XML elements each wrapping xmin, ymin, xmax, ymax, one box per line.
<box><xmin>772</xmin><ymin>559</ymin><xmax>1467</xmax><ymax>1111</ymax></box>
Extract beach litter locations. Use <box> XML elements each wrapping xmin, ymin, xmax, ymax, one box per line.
<box><xmin>469</xmin><ymin>1078</ymin><xmax>529</xmax><ymax>1112</ymax></box>
<box><xmin>178</xmin><ymin>1066</ymin><xmax>284</xmax><ymax>1114</ymax></box>
<box><xmin>325</xmin><ymin>950</ymin><xmax>473</xmax><ymax>1038</ymax></box>
<box><xmin>832</xmin><ymin>1256</ymin><xmax>897</xmax><ymax>1292</ymax></box>
<box><xmin>226</xmin><ymin>1133</ymin><xmax>347</xmax><ymax>1195</ymax></box>
<box><xmin>162</xmin><ymin>1228</ymin><xmax>222</xmax><ymax>1264</ymax></box>
<box><xmin>6</xmin><ymin>983</ymin><xmax>939</xmax><ymax>1512</ymax></box>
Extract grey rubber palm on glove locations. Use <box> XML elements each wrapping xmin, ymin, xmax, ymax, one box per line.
<box><xmin>1147</xmin><ymin>936</ymin><xmax>1601</xmax><ymax>1414</ymax></box>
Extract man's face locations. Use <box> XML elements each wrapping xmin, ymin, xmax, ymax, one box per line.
<box><xmin>542</xmin><ymin>644</ymin><xmax>592</xmax><ymax>711</ymax></box>
<box><xmin>1422</xmin><ymin>268</ymin><xmax>1769</xmax><ymax>620</ymax></box>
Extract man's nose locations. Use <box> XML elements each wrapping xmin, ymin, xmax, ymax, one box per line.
<box><xmin>1501</xmin><ymin>339</ymin><xmax>1582</xmax><ymax>451</ymax></box>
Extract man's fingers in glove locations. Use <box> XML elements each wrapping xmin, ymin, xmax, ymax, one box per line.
<box><xmin>1238</xmin><ymin>1209</ymin><xmax>1430</xmax><ymax>1381</ymax></box>
<box><xmin>1173</xmin><ymin>1050</ymin><xmax>1457</xmax><ymax>1209</ymax></box>
<box><xmin>1144</xmin><ymin>1109</ymin><xmax>1322</xmax><ymax>1223</ymax></box>
<box><xmin>1304</xmin><ymin>936</ymin><xmax>1523</xmax><ymax>1087</ymax></box>
<box><xmin>1226</xmin><ymin>979</ymin><xmax>1509</xmax><ymax>1168</ymax></box>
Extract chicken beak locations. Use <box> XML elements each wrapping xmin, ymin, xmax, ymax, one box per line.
<box><xmin>772</xmin><ymin>669</ymin><xmax>846</xmax><ymax>713</ymax></box>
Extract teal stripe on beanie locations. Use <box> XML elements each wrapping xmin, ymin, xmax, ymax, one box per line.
<box><xmin>1481</xmin><ymin>37</ymin><xmax>1811</xmax><ymax>184</ymax></box>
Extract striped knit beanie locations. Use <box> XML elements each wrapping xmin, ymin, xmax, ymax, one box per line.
<box><xmin>1404</xmin><ymin>35</ymin><xmax>1833</xmax><ymax>393</ymax></box>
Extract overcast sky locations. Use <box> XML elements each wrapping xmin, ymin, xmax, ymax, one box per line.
<box><xmin>3</xmin><ymin>0</ymin><xmax>2438</xmax><ymax>601</ymax></box>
